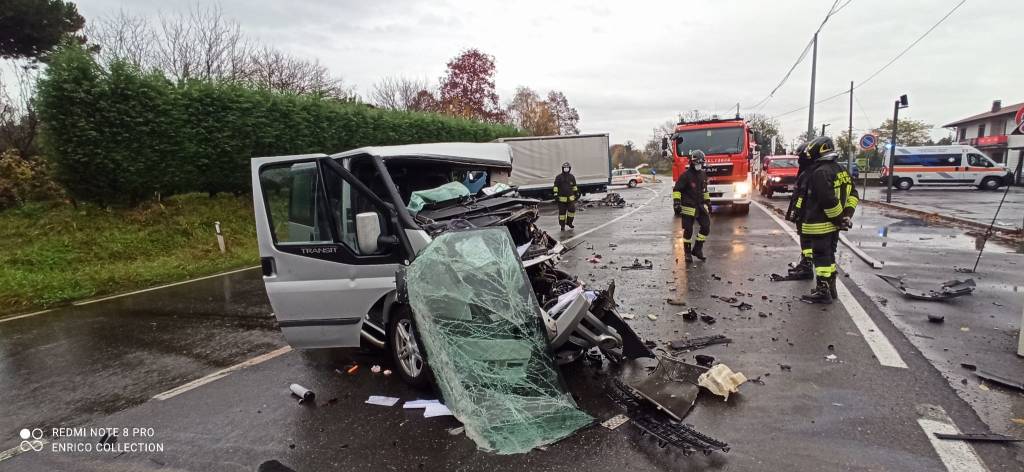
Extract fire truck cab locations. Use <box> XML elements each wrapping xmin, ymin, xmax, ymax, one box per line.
<box><xmin>662</xmin><ymin>117</ymin><xmax>753</xmax><ymax>215</ymax></box>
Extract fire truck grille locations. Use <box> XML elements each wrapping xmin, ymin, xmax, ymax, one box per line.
<box><xmin>705</xmin><ymin>164</ymin><xmax>734</xmax><ymax>177</ymax></box>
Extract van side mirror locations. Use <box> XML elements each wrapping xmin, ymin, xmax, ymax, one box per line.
<box><xmin>356</xmin><ymin>212</ymin><xmax>383</xmax><ymax>254</ymax></box>
<box><xmin>661</xmin><ymin>137</ymin><xmax>669</xmax><ymax>151</ymax></box>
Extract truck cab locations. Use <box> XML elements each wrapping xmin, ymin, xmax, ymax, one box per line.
<box><xmin>663</xmin><ymin>118</ymin><xmax>753</xmax><ymax>214</ymax></box>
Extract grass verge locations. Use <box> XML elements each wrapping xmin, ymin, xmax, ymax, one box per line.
<box><xmin>0</xmin><ymin>193</ymin><xmax>258</xmax><ymax>316</ymax></box>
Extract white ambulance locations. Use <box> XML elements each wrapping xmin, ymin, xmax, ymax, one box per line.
<box><xmin>880</xmin><ymin>145</ymin><xmax>1013</xmax><ymax>190</ymax></box>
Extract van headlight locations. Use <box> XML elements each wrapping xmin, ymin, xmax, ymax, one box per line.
<box><xmin>734</xmin><ymin>182</ymin><xmax>750</xmax><ymax>194</ymax></box>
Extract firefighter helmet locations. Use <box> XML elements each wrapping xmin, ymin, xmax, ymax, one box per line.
<box><xmin>561</xmin><ymin>162</ymin><xmax>571</xmax><ymax>172</ymax></box>
<box><xmin>795</xmin><ymin>142</ymin><xmax>810</xmax><ymax>168</ymax></box>
<box><xmin>689</xmin><ymin>150</ymin><xmax>706</xmax><ymax>170</ymax></box>
<box><xmin>807</xmin><ymin>137</ymin><xmax>838</xmax><ymax>161</ymax></box>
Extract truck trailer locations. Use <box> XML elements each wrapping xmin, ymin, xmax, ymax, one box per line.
<box><xmin>495</xmin><ymin>134</ymin><xmax>611</xmax><ymax>199</ymax></box>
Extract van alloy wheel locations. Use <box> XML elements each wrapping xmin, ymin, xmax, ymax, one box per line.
<box><xmin>394</xmin><ymin>319</ymin><xmax>423</xmax><ymax>378</ymax></box>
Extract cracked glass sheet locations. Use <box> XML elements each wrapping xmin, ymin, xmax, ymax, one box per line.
<box><xmin>406</xmin><ymin>227</ymin><xmax>593</xmax><ymax>454</ymax></box>
<box><xmin>407</xmin><ymin>181</ymin><xmax>471</xmax><ymax>214</ymax></box>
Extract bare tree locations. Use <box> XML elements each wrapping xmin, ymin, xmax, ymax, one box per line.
<box><xmin>0</xmin><ymin>62</ymin><xmax>42</xmax><ymax>158</ymax></box>
<box><xmin>246</xmin><ymin>46</ymin><xmax>351</xmax><ymax>99</ymax></box>
<box><xmin>371</xmin><ymin>76</ymin><xmax>431</xmax><ymax>110</ymax></box>
<box><xmin>86</xmin><ymin>9</ymin><xmax>156</xmax><ymax>69</ymax></box>
<box><xmin>152</xmin><ymin>4</ymin><xmax>251</xmax><ymax>82</ymax></box>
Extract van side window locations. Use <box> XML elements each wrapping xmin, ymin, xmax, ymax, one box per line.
<box><xmin>260</xmin><ymin>162</ymin><xmax>333</xmax><ymax>244</ymax></box>
<box><xmin>967</xmin><ymin>154</ymin><xmax>992</xmax><ymax>167</ymax></box>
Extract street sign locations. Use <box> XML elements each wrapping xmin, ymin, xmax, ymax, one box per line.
<box><xmin>859</xmin><ymin>134</ymin><xmax>877</xmax><ymax>150</ymax></box>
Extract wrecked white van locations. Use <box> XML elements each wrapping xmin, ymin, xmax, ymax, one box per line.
<box><xmin>251</xmin><ymin>143</ymin><xmax>652</xmax><ymax>388</ymax></box>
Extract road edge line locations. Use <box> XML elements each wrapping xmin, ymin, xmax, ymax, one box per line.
<box><xmin>916</xmin><ymin>405</ymin><xmax>989</xmax><ymax>472</ymax></box>
<box><xmin>75</xmin><ymin>265</ymin><xmax>261</xmax><ymax>306</ymax></box>
<box><xmin>751</xmin><ymin>200</ymin><xmax>907</xmax><ymax>369</ymax></box>
<box><xmin>152</xmin><ymin>346</ymin><xmax>292</xmax><ymax>401</ymax></box>
<box><xmin>838</xmin><ymin>233</ymin><xmax>884</xmax><ymax>269</ymax></box>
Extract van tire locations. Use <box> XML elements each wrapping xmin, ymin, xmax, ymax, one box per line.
<box><xmin>979</xmin><ymin>177</ymin><xmax>1001</xmax><ymax>191</ymax></box>
<box><xmin>896</xmin><ymin>178</ymin><xmax>913</xmax><ymax>191</ymax></box>
<box><xmin>627</xmin><ymin>179</ymin><xmax>637</xmax><ymax>188</ymax></box>
<box><xmin>388</xmin><ymin>305</ymin><xmax>433</xmax><ymax>389</ymax></box>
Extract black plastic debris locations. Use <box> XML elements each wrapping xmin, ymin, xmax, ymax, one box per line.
<box><xmin>779</xmin><ymin>364</ymin><xmax>792</xmax><ymax>371</ymax></box>
<box><xmin>583</xmin><ymin>193</ymin><xmax>626</xmax><ymax>208</ymax></box>
<box><xmin>960</xmin><ymin>363</ymin><xmax>977</xmax><ymax>371</ymax></box>
<box><xmin>606</xmin><ymin>379</ymin><xmax>729</xmax><ymax>456</ymax></box>
<box><xmin>700</xmin><ymin>315</ymin><xmax>717</xmax><ymax>325</ymax></box>
<box><xmin>876</xmin><ymin>275</ymin><xmax>976</xmax><ymax>301</ymax></box>
<box><xmin>669</xmin><ymin>334</ymin><xmax>731</xmax><ymax>351</ymax></box>
<box><xmin>927</xmin><ymin>314</ymin><xmax>945</xmax><ymax>323</ymax></box>
<box><xmin>628</xmin><ymin>356</ymin><xmax>705</xmax><ymax>421</ymax></box>
<box><xmin>680</xmin><ymin>308</ymin><xmax>699</xmax><ymax>321</ymax></box>
<box><xmin>694</xmin><ymin>355</ymin><xmax>715</xmax><ymax>367</ymax></box>
<box><xmin>622</xmin><ymin>258</ymin><xmax>654</xmax><ymax>271</ymax></box>
<box><xmin>258</xmin><ymin>460</ymin><xmax>298</xmax><ymax>472</ymax></box>
<box><xmin>934</xmin><ymin>433</ymin><xmax>1022</xmax><ymax>443</ymax></box>
<box><xmin>665</xmin><ymin>298</ymin><xmax>687</xmax><ymax>306</ymax></box>
<box><xmin>975</xmin><ymin>368</ymin><xmax>1024</xmax><ymax>391</ymax></box>
<box><xmin>717</xmin><ymin>297</ymin><xmax>739</xmax><ymax>304</ymax></box>
<box><xmin>731</xmin><ymin>302</ymin><xmax>753</xmax><ymax>311</ymax></box>
<box><xmin>290</xmin><ymin>383</ymin><xmax>315</xmax><ymax>403</ymax></box>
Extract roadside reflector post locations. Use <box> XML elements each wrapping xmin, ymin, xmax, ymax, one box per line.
<box><xmin>215</xmin><ymin>221</ymin><xmax>226</xmax><ymax>254</ymax></box>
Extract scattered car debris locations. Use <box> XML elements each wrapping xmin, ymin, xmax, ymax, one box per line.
<box><xmin>586</xmin><ymin>255</ymin><xmax>603</xmax><ymax>263</ymax></box>
<box><xmin>606</xmin><ymin>379</ymin><xmax>729</xmax><ymax>455</ymax></box>
<box><xmin>601</xmin><ymin>414</ymin><xmax>630</xmax><ymax>430</ymax></box>
<box><xmin>647</xmin><ymin>314</ymin><xmax>658</xmax><ymax>321</ymax></box>
<box><xmin>289</xmin><ymin>383</ymin><xmax>315</xmax><ymax>404</ymax></box>
<box><xmin>366</xmin><ymin>395</ymin><xmax>401</xmax><ymax>407</ymax></box>
<box><xmin>825</xmin><ymin>354</ymin><xmax>838</xmax><ymax>362</ymax></box>
<box><xmin>954</xmin><ymin>267</ymin><xmax>975</xmax><ymax>274</ymax></box>
<box><xmin>583</xmin><ymin>193</ymin><xmax>626</xmax><ymax>208</ymax></box>
<box><xmin>694</xmin><ymin>355</ymin><xmax>715</xmax><ymax>367</ymax></box>
<box><xmin>960</xmin><ymin>363</ymin><xmax>977</xmax><ymax>371</ymax></box>
<box><xmin>622</xmin><ymin>258</ymin><xmax>654</xmax><ymax>270</ymax></box>
<box><xmin>403</xmin><ymin>399</ymin><xmax>440</xmax><ymax>409</ymax></box>
<box><xmin>779</xmin><ymin>364</ymin><xmax>792</xmax><ymax>371</ymax></box>
<box><xmin>679</xmin><ymin>308</ymin><xmax>699</xmax><ymax>321</ymax></box>
<box><xmin>631</xmin><ymin>355</ymin><xmax>708</xmax><ymax>420</ymax></box>
<box><xmin>448</xmin><ymin>426</ymin><xmax>466</xmax><ymax>436</ymax></box>
<box><xmin>934</xmin><ymin>433</ymin><xmax>1022</xmax><ymax>443</ymax></box>
<box><xmin>382</xmin><ymin>369</ymin><xmax>393</xmax><ymax>376</ymax></box>
<box><xmin>669</xmin><ymin>335</ymin><xmax>731</xmax><ymax>351</ymax></box>
<box><xmin>697</xmin><ymin>364</ymin><xmax>747</xmax><ymax>400</ymax></box>
<box><xmin>700</xmin><ymin>315</ymin><xmax>717</xmax><ymax>325</ymax></box>
<box><xmin>875</xmin><ymin>275</ymin><xmax>976</xmax><ymax>301</ymax></box>
<box><xmin>621</xmin><ymin>313</ymin><xmax>636</xmax><ymax>320</ymax></box>
<box><xmin>974</xmin><ymin>368</ymin><xmax>1024</xmax><ymax>391</ymax></box>
<box><xmin>258</xmin><ymin>460</ymin><xmax>297</xmax><ymax>472</ymax></box>
<box><xmin>731</xmin><ymin>302</ymin><xmax>753</xmax><ymax>311</ymax></box>
<box><xmin>370</xmin><ymin>365</ymin><xmax>382</xmax><ymax>374</ymax></box>
<box><xmin>717</xmin><ymin>296</ymin><xmax>739</xmax><ymax>304</ymax></box>
<box><xmin>927</xmin><ymin>314</ymin><xmax>945</xmax><ymax>323</ymax></box>
<box><xmin>665</xmin><ymin>298</ymin><xmax>687</xmax><ymax>306</ymax></box>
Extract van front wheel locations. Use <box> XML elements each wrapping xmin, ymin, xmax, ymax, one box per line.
<box><xmin>979</xmin><ymin>177</ymin><xmax>1001</xmax><ymax>191</ymax></box>
<box><xmin>896</xmin><ymin>178</ymin><xmax>913</xmax><ymax>191</ymax></box>
<box><xmin>389</xmin><ymin>306</ymin><xmax>432</xmax><ymax>389</ymax></box>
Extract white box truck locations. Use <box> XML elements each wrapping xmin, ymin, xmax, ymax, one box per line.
<box><xmin>495</xmin><ymin>134</ymin><xmax>611</xmax><ymax>199</ymax></box>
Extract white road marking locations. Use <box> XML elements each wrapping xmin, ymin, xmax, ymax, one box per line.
<box><xmin>917</xmin><ymin>407</ymin><xmax>988</xmax><ymax>472</ymax></box>
<box><xmin>0</xmin><ymin>265</ymin><xmax>261</xmax><ymax>324</ymax></box>
<box><xmin>75</xmin><ymin>265</ymin><xmax>261</xmax><ymax>306</ymax></box>
<box><xmin>0</xmin><ymin>309</ymin><xmax>53</xmax><ymax>325</ymax></box>
<box><xmin>838</xmin><ymin>233</ymin><xmax>884</xmax><ymax>269</ymax></box>
<box><xmin>752</xmin><ymin>200</ymin><xmax>907</xmax><ymax>369</ymax></box>
<box><xmin>152</xmin><ymin>346</ymin><xmax>292</xmax><ymax>401</ymax></box>
<box><xmin>0</xmin><ymin>440</ymin><xmax>48</xmax><ymax>463</ymax></box>
<box><xmin>561</xmin><ymin>186</ymin><xmax>660</xmax><ymax>245</ymax></box>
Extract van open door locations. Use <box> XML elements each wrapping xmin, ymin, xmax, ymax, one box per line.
<box><xmin>251</xmin><ymin>154</ymin><xmax>409</xmax><ymax>348</ymax></box>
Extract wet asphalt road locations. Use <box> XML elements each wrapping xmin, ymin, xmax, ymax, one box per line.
<box><xmin>4</xmin><ymin>181</ymin><xmax>1024</xmax><ymax>471</ymax></box>
<box><xmin>859</xmin><ymin>185</ymin><xmax>1024</xmax><ymax>230</ymax></box>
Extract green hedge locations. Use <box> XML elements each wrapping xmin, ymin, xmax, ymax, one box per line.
<box><xmin>36</xmin><ymin>45</ymin><xmax>520</xmax><ymax>205</ymax></box>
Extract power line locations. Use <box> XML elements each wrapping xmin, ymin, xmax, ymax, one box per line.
<box><xmin>769</xmin><ymin>0</ymin><xmax>967</xmax><ymax>120</ymax></box>
<box><xmin>744</xmin><ymin>0</ymin><xmax>845</xmax><ymax>112</ymax></box>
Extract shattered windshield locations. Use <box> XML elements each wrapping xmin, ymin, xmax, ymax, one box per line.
<box><xmin>675</xmin><ymin>127</ymin><xmax>745</xmax><ymax>156</ymax></box>
<box><xmin>405</xmin><ymin>228</ymin><xmax>593</xmax><ymax>454</ymax></box>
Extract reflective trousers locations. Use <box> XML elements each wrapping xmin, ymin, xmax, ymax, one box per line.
<box><xmin>809</xmin><ymin>231</ymin><xmax>840</xmax><ymax>278</ymax></box>
<box><xmin>558</xmin><ymin>201</ymin><xmax>576</xmax><ymax>226</ymax></box>
<box><xmin>681</xmin><ymin>209</ymin><xmax>711</xmax><ymax>244</ymax></box>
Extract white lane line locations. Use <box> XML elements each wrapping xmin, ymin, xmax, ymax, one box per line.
<box><xmin>561</xmin><ymin>186</ymin><xmax>660</xmax><ymax>245</ymax></box>
<box><xmin>75</xmin><ymin>265</ymin><xmax>261</xmax><ymax>306</ymax></box>
<box><xmin>917</xmin><ymin>406</ymin><xmax>988</xmax><ymax>472</ymax></box>
<box><xmin>752</xmin><ymin>200</ymin><xmax>908</xmax><ymax>369</ymax></box>
<box><xmin>0</xmin><ymin>440</ymin><xmax>49</xmax><ymax>463</ymax></box>
<box><xmin>152</xmin><ymin>346</ymin><xmax>292</xmax><ymax>401</ymax></box>
<box><xmin>0</xmin><ymin>309</ymin><xmax>53</xmax><ymax>325</ymax></box>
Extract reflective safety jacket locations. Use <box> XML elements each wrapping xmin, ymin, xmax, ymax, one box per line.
<box><xmin>787</xmin><ymin>165</ymin><xmax>813</xmax><ymax>223</ymax></box>
<box><xmin>672</xmin><ymin>168</ymin><xmax>710</xmax><ymax>216</ymax></box>
<box><xmin>553</xmin><ymin>172</ymin><xmax>578</xmax><ymax>202</ymax></box>
<box><xmin>799</xmin><ymin>161</ymin><xmax>859</xmax><ymax>235</ymax></box>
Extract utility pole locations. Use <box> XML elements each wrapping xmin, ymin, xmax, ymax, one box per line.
<box><xmin>847</xmin><ymin>81</ymin><xmax>854</xmax><ymax>176</ymax></box>
<box><xmin>807</xmin><ymin>32</ymin><xmax>818</xmax><ymax>138</ymax></box>
<box><xmin>886</xmin><ymin>95</ymin><xmax>910</xmax><ymax>203</ymax></box>
<box><xmin>736</xmin><ymin>103</ymin><xmax>740</xmax><ymax>118</ymax></box>
<box><xmin>821</xmin><ymin>123</ymin><xmax>830</xmax><ymax>136</ymax></box>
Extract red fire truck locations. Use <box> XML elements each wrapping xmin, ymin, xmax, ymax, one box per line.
<box><xmin>662</xmin><ymin>117</ymin><xmax>753</xmax><ymax>214</ymax></box>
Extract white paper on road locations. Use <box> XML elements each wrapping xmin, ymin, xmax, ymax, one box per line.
<box><xmin>423</xmin><ymin>403</ymin><xmax>453</xmax><ymax>418</ymax></box>
<box><xmin>401</xmin><ymin>399</ymin><xmax>438</xmax><ymax>407</ymax></box>
<box><xmin>365</xmin><ymin>395</ymin><xmax>400</xmax><ymax>407</ymax></box>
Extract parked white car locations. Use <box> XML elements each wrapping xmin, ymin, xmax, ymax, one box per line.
<box><xmin>611</xmin><ymin>168</ymin><xmax>645</xmax><ymax>187</ymax></box>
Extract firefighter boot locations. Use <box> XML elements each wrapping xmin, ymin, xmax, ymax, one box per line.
<box><xmin>800</xmin><ymin>276</ymin><xmax>834</xmax><ymax>304</ymax></box>
<box><xmin>692</xmin><ymin>241</ymin><xmax>707</xmax><ymax>261</ymax></box>
<box><xmin>787</xmin><ymin>258</ymin><xmax>814</xmax><ymax>280</ymax></box>
<box><xmin>684</xmin><ymin>243</ymin><xmax>693</xmax><ymax>263</ymax></box>
<box><xmin>829</xmin><ymin>273</ymin><xmax>839</xmax><ymax>299</ymax></box>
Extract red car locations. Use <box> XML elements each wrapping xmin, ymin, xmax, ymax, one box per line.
<box><xmin>756</xmin><ymin>155</ymin><xmax>799</xmax><ymax>198</ymax></box>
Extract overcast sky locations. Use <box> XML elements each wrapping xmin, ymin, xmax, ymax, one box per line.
<box><xmin>76</xmin><ymin>0</ymin><xmax>1023</xmax><ymax>147</ymax></box>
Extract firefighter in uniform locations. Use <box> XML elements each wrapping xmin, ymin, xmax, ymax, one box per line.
<box><xmin>798</xmin><ymin>136</ymin><xmax>859</xmax><ymax>304</ymax></box>
<box><xmin>552</xmin><ymin>161</ymin><xmax>578</xmax><ymax>231</ymax></box>
<box><xmin>672</xmin><ymin>150</ymin><xmax>711</xmax><ymax>262</ymax></box>
<box><xmin>780</xmin><ymin>143</ymin><xmax>814</xmax><ymax>280</ymax></box>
